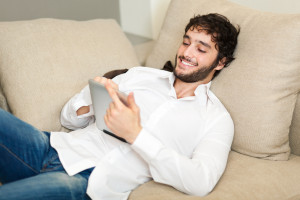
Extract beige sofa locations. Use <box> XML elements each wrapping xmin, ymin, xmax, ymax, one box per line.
<box><xmin>0</xmin><ymin>0</ymin><xmax>300</xmax><ymax>199</ymax></box>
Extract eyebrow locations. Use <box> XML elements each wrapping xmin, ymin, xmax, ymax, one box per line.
<box><xmin>183</xmin><ymin>34</ymin><xmax>211</xmax><ymax>49</ymax></box>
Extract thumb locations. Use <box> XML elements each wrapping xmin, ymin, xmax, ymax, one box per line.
<box><xmin>127</xmin><ymin>92</ymin><xmax>139</xmax><ymax>112</ymax></box>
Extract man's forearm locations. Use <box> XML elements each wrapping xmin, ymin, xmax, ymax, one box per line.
<box><xmin>76</xmin><ymin>106</ymin><xmax>90</xmax><ymax>116</ymax></box>
<box><xmin>60</xmin><ymin>85</ymin><xmax>94</xmax><ymax>130</ymax></box>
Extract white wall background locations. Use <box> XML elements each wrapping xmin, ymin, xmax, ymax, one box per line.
<box><xmin>0</xmin><ymin>0</ymin><xmax>121</xmax><ymax>23</ymax></box>
<box><xmin>119</xmin><ymin>0</ymin><xmax>152</xmax><ymax>38</ymax></box>
<box><xmin>119</xmin><ymin>0</ymin><xmax>171</xmax><ymax>39</ymax></box>
<box><xmin>0</xmin><ymin>0</ymin><xmax>299</xmax><ymax>40</ymax></box>
<box><xmin>119</xmin><ymin>0</ymin><xmax>300</xmax><ymax>39</ymax></box>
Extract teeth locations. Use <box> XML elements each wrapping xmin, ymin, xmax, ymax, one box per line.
<box><xmin>182</xmin><ymin>60</ymin><xmax>196</xmax><ymax>67</ymax></box>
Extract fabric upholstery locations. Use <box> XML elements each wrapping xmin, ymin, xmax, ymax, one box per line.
<box><xmin>130</xmin><ymin>152</ymin><xmax>300</xmax><ymax>200</ymax></box>
<box><xmin>0</xmin><ymin>18</ymin><xmax>139</xmax><ymax>132</ymax></box>
<box><xmin>290</xmin><ymin>94</ymin><xmax>300</xmax><ymax>156</ymax></box>
<box><xmin>133</xmin><ymin>40</ymin><xmax>155</xmax><ymax>66</ymax></box>
<box><xmin>0</xmin><ymin>87</ymin><xmax>9</xmax><ymax>112</ymax></box>
<box><xmin>145</xmin><ymin>0</ymin><xmax>300</xmax><ymax>160</ymax></box>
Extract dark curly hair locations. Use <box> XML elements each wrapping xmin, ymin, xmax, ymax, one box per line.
<box><xmin>184</xmin><ymin>13</ymin><xmax>240</xmax><ymax>78</ymax></box>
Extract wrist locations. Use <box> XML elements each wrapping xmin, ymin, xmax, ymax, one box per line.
<box><xmin>76</xmin><ymin>105</ymin><xmax>90</xmax><ymax>116</ymax></box>
<box><xmin>127</xmin><ymin>126</ymin><xmax>142</xmax><ymax>144</ymax></box>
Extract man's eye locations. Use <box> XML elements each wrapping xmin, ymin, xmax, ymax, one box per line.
<box><xmin>182</xmin><ymin>42</ymin><xmax>189</xmax><ymax>46</ymax></box>
<box><xmin>198</xmin><ymin>49</ymin><xmax>206</xmax><ymax>53</ymax></box>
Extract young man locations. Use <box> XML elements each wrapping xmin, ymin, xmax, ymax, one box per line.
<box><xmin>0</xmin><ymin>13</ymin><xmax>239</xmax><ymax>200</ymax></box>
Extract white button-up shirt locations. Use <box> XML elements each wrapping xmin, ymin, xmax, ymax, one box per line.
<box><xmin>50</xmin><ymin>67</ymin><xmax>234</xmax><ymax>200</ymax></box>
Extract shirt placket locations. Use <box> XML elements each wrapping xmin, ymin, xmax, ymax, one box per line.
<box><xmin>144</xmin><ymin>99</ymin><xmax>176</xmax><ymax>129</ymax></box>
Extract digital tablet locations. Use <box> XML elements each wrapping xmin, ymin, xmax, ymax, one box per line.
<box><xmin>88</xmin><ymin>79</ymin><xmax>128</xmax><ymax>143</ymax></box>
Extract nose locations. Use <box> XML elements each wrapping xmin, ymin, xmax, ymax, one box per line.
<box><xmin>183</xmin><ymin>45</ymin><xmax>194</xmax><ymax>59</ymax></box>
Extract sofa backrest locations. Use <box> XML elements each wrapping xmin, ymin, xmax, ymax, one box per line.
<box><xmin>146</xmin><ymin>0</ymin><xmax>300</xmax><ymax>160</ymax></box>
<box><xmin>0</xmin><ymin>18</ymin><xmax>139</xmax><ymax>132</ymax></box>
<box><xmin>290</xmin><ymin>94</ymin><xmax>300</xmax><ymax>155</ymax></box>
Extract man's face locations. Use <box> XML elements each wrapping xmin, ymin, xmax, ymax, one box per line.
<box><xmin>174</xmin><ymin>28</ymin><xmax>224</xmax><ymax>83</ymax></box>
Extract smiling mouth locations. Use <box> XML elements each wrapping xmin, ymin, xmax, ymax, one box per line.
<box><xmin>179</xmin><ymin>57</ymin><xmax>198</xmax><ymax>68</ymax></box>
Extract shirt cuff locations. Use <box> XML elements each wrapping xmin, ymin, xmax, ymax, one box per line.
<box><xmin>131</xmin><ymin>128</ymin><xmax>164</xmax><ymax>162</ymax></box>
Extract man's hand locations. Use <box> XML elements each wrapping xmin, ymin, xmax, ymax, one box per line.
<box><xmin>76</xmin><ymin>77</ymin><xmax>118</xmax><ymax>116</ymax></box>
<box><xmin>104</xmin><ymin>79</ymin><xmax>142</xmax><ymax>144</ymax></box>
<box><xmin>94</xmin><ymin>76</ymin><xmax>118</xmax><ymax>90</ymax></box>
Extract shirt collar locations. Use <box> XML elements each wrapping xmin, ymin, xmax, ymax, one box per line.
<box><xmin>194</xmin><ymin>81</ymin><xmax>213</xmax><ymax>106</ymax></box>
<box><xmin>159</xmin><ymin>71</ymin><xmax>213</xmax><ymax>106</ymax></box>
<box><xmin>194</xmin><ymin>81</ymin><xmax>211</xmax><ymax>97</ymax></box>
<box><xmin>158</xmin><ymin>71</ymin><xmax>176</xmax><ymax>88</ymax></box>
<box><xmin>159</xmin><ymin>70</ymin><xmax>175</xmax><ymax>82</ymax></box>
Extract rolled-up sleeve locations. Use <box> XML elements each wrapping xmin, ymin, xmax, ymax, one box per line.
<box><xmin>60</xmin><ymin>71</ymin><xmax>128</xmax><ymax>130</ymax></box>
<box><xmin>60</xmin><ymin>85</ymin><xmax>95</xmax><ymax>130</ymax></box>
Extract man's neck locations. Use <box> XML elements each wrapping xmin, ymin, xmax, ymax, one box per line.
<box><xmin>173</xmin><ymin>78</ymin><xmax>210</xmax><ymax>99</ymax></box>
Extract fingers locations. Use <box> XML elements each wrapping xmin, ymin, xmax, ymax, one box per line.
<box><xmin>94</xmin><ymin>76</ymin><xmax>107</xmax><ymax>85</ymax></box>
<box><xmin>127</xmin><ymin>92</ymin><xmax>139</xmax><ymax>113</ymax></box>
<box><xmin>104</xmin><ymin>101</ymin><xmax>116</xmax><ymax>128</ymax></box>
<box><xmin>103</xmin><ymin>112</ymin><xmax>109</xmax><ymax>129</ymax></box>
<box><xmin>104</xmin><ymin>105</ymin><xmax>112</xmax><ymax>126</ymax></box>
<box><xmin>94</xmin><ymin>76</ymin><xmax>118</xmax><ymax>90</ymax></box>
<box><xmin>109</xmin><ymin>80</ymin><xmax>118</xmax><ymax>90</ymax></box>
<box><xmin>105</xmin><ymin>80</ymin><xmax>123</xmax><ymax>108</ymax></box>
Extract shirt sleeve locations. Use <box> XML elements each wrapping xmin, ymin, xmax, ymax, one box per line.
<box><xmin>60</xmin><ymin>85</ymin><xmax>95</xmax><ymax>130</ymax></box>
<box><xmin>60</xmin><ymin>71</ymin><xmax>130</xmax><ymax>130</ymax></box>
<box><xmin>131</xmin><ymin>113</ymin><xmax>234</xmax><ymax>197</ymax></box>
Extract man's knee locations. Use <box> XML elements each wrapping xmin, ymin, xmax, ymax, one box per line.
<box><xmin>41</xmin><ymin>172</ymin><xmax>89</xmax><ymax>199</ymax></box>
<box><xmin>0</xmin><ymin>172</ymin><xmax>89</xmax><ymax>200</ymax></box>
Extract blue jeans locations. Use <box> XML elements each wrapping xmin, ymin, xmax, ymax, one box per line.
<box><xmin>0</xmin><ymin>109</ymin><xmax>92</xmax><ymax>200</ymax></box>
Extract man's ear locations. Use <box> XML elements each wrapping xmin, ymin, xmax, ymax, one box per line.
<box><xmin>215</xmin><ymin>57</ymin><xmax>227</xmax><ymax>71</ymax></box>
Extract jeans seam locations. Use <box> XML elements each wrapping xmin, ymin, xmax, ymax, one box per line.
<box><xmin>41</xmin><ymin>147</ymin><xmax>63</xmax><ymax>172</ymax></box>
<box><xmin>41</xmin><ymin>165</ymin><xmax>63</xmax><ymax>173</ymax></box>
<box><xmin>42</xmin><ymin>155</ymin><xmax>57</xmax><ymax>170</ymax></box>
<box><xmin>0</xmin><ymin>143</ymin><xmax>39</xmax><ymax>174</ymax></box>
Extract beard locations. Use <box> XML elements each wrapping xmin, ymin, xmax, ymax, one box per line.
<box><xmin>173</xmin><ymin>55</ymin><xmax>219</xmax><ymax>83</ymax></box>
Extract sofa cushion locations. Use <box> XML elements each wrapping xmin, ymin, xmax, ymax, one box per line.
<box><xmin>290</xmin><ymin>94</ymin><xmax>300</xmax><ymax>156</ymax></box>
<box><xmin>129</xmin><ymin>152</ymin><xmax>300</xmax><ymax>200</ymax></box>
<box><xmin>145</xmin><ymin>0</ymin><xmax>300</xmax><ymax>160</ymax></box>
<box><xmin>0</xmin><ymin>18</ymin><xmax>139</xmax><ymax>132</ymax></box>
<box><xmin>0</xmin><ymin>87</ymin><xmax>9</xmax><ymax>112</ymax></box>
<box><xmin>133</xmin><ymin>41</ymin><xmax>155</xmax><ymax>65</ymax></box>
